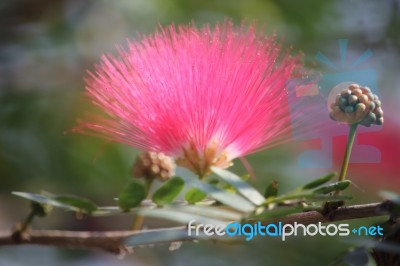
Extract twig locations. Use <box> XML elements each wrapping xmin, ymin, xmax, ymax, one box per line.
<box><xmin>0</xmin><ymin>201</ymin><xmax>393</xmax><ymax>254</ymax></box>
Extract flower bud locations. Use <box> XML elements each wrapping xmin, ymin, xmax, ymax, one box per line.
<box><xmin>132</xmin><ymin>151</ymin><xmax>175</xmax><ymax>181</ymax></box>
<box><xmin>329</xmin><ymin>83</ymin><xmax>384</xmax><ymax>126</ymax></box>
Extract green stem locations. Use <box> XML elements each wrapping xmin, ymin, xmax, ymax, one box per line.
<box><xmin>12</xmin><ymin>203</ymin><xmax>44</xmax><ymax>240</ymax></box>
<box><xmin>20</xmin><ymin>209</ymin><xmax>36</xmax><ymax>233</ymax></box>
<box><xmin>336</xmin><ymin>123</ymin><xmax>358</xmax><ymax>193</ymax></box>
<box><xmin>131</xmin><ymin>179</ymin><xmax>153</xmax><ymax>231</ymax></box>
<box><xmin>131</xmin><ymin>215</ymin><xmax>144</xmax><ymax>231</ymax></box>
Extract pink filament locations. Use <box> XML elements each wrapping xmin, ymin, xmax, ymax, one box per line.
<box><xmin>78</xmin><ymin>21</ymin><xmax>306</xmax><ymax>161</ymax></box>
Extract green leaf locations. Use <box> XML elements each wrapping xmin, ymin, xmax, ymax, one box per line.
<box><xmin>211</xmin><ymin>167</ymin><xmax>265</xmax><ymax>206</ymax></box>
<box><xmin>125</xmin><ymin>228</ymin><xmax>196</xmax><ymax>247</ymax></box>
<box><xmin>240</xmin><ymin>174</ymin><xmax>250</xmax><ymax>181</ymax></box>
<box><xmin>177</xmin><ymin>167</ymin><xmax>255</xmax><ymax>213</ymax></box>
<box><xmin>206</xmin><ymin>178</ymin><xmax>219</xmax><ymax>186</ymax></box>
<box><xmin>91</xmin><ymin>207</ymin><xmax>126</xmax><ymax>216</ymax></box>
<box><xmin>264</xmin><ymin>180</ymin><xmax>278</xmax><ymax>198</ymax></box>
<box><xmin>137</xmin><ymin>208</ymin><xmax>229</xmax><ymax>225</ymax></box>
<box><xmin>264</xmin><ymin>191</ymin><xmax>314</xmax><ymax>205</ymax></box>
<box><xmin>185</xmin><ymin>188</ymin><xmax>207</xmax><ymax>204</ymax></box>
<box><xmin>302</xmin><ymin>173</ymin><xmax>336</xmax><ymax>190</ymax></box>
<box><xmin>249</xmin><ymin>206</ymin><xmax>303</xmax><ymax>220</ymax></box>
<box><xmin>305</xmin><ymin>194</ymin><xmax>352</xmax><ymax>202</ymax></box>
<box><xmin>13</xmin><ymin>192</ymin><xmax>99</xmax><ymax>214</ymax></box>
<box><xmin>12</xmin><ymin>192</ymin><xmax>76</xmax><ymax>211</ymax></box>
<box><xmin>152</xmin><ymin>177</ymin><xmax>184</xmax><ymax>205</ymax></box>
<box><xmin>313</xmin><ymin>180</ymin><xmax>351</xmax><ymax>194</ymax></box>
<box><xmin>165</xmin><ymin>205</ymin><xmax>242</xmax><ymax>221</ymax></box>
<box><xmin>118</xmin><ymin>180</ymin><xmax>147</xmax><ymax>211</ymax></box>
<box><xmin>53</xmin><ymin>195</ymin><xmax>98</xmax><ymax>214</ymax></box>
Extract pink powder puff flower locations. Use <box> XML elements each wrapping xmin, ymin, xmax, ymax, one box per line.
<box><xmin>77</xmin><ymin>21</ymin><xmax>306</xmax><ymax>178</ymax></box>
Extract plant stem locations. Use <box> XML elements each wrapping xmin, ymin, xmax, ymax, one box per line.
<box><xmin>336</xmin><ymin>123</ymin><xmax>358</xmax><ymax>194</ymax></box>
<box><xmin>11</xmin><ymin>203</ymin><xmax>44</xmax><ymax>241</ymax></box>
<box><xmin>131</xmin><ymin>215</ymin><xmax>144</xmax><ymax>231</ymax></box>
<box><xmin>20</xmin><ymin>209</ymin><xmax>36</xmax><ymax>232</ymax></box>
<box><xmin>131</xmin><ymin>179</ymin><xmax>153</xmax><ymax>231</ymax></box>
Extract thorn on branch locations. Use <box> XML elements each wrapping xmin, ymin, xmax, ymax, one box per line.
<box><xmin>322</xmin><ymin>200</ymin><xmax>345</xmax><ymax>220</ymax></box>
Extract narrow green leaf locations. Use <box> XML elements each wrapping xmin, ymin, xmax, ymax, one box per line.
<box><xmin>264</xmin><ymin>191</ymin><xmax>314</xmax><ymax>205</ymax></box>
<box><xmin>53</xmin><ymin>195</ymin><xmax>98</xmax><ymax>214</ymax></box>
<box><xmin>263</xmin><ymin>183</ymin><xmax>352</xmax><ymax>206</ymax></box>
<box><xmin>250</xmin><ymin>206</ymin><xmax>303</xmax><ymax>220</ymax></box>
<box><xmin>12</xmin><ymin>192</ymin><xmax>76</xmax><ymax>211</ymax></box>
<box><xmin>152</xmin><ymin>177</ymin><xmax>184</xmax><ymax>205</ymax></box>
<box><xmin>91</xmin><ymin>207</ymin><xmax>126</xmax><ymax>216</ymax></box>
<box><xmin>302</xmin><ymin>173</ymin><xmax>336</xmax><ymax>190</ymax></box>
<box><xmin>211</xmin><ymin>167</ymin><xmax>265</xmax><ymax>206</ymax></box>
<box><xmin>219</xmin><ymin>183</ymin><xmax>236</xmax><ymax>193</ymax></box>
<box><xmin>240</xmin><ymin>174</ymin><xmax>250</xmax><ymax>181</ymax></box>
<box><xmin>165</xmin><ymin>205</ymin><xmax>242</xmax><ymax>221</ymax></box>
<box><xmin>313</xmin><ymin>180</ymin><xmax>351</xmax><ymax>194</ymax></box>
<box><xmin>177</xmin><ymin>168</ymin><xmax>255</xmax><ymax>213</ymax></box>
<box><xmin>185</xmin><ymin>188</ymin><xmax>207</xmax><ymax>204</ymax></box>
<box><xmin>125</xmin><ymin>228</ymin><xmax>196</xmax><ymax>247</ymax></box>
<box><xmin>264</xmin><ymin>180</ymin><xmax>278</xmax><ymax>198</ymax></box>
<box><xmin>137</xmin><ymin>208</ymin><xmax>229</xmax><ymax>225</ymax></box>
<box><xmin>118</xmin><ymin>180</ymin><xmax>147</xmax><ymax>211</ymax></box>
<box><xmin>306</xmin><ymin>194</ymin><xmax>352</xmax><ymax>202</ymax></box>
<box><xmin>206</xmin><ymin>178</ymin><xmax>219</xmax><ymax>186</ymax></box>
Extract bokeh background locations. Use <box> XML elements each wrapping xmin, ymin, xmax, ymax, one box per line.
<box><xmin>1</xmin><ymin>0</ymin><xmax>399</xmax><ymax>265</ymax></box>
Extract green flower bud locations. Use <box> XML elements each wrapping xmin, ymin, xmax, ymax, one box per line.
<box><xmin>329</xmin><ymin>83</ymin><xmax>384</xmax><ymax>126</ymax></box>
<box><xmin>340</xmin><ymin>90</ymin><xmax>351</xmax><ymax>97</ymax></box>
<box><xmin>369</xmin><ymin>101</ymin><xmax>375</xmax><ymax>112</ymax></box>
<box><xmin>345</xmin><ymin>106</ymin><xmax>354</xmax><ymax>113</ymax></box>
<box><xmin>348</xmin><ymin>95</ymin><xmax>358</xmax><ymax>105</ymax></box>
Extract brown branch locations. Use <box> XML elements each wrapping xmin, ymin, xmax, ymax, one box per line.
<box><xmin>0</xmin><ymin>201</ymin><xmax>393</xmax><ymax>254</ymax></box>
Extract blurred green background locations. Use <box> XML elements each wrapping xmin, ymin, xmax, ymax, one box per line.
<box><xmin>1</xmin><ymin>0</ymin><xmax>399</xmax><ymax>265</ymax></box>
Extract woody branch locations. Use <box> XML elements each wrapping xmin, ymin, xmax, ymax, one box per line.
<box><xmin>0</xmin><ymin>201</ymin><xmax>394</xmax><ymax>254</ymax></box>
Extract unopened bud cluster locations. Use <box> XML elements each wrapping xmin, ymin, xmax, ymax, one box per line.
<box><xmin>132</xmin><ymin>151</ymin><xmax>175</xmax><ymax>181</ymax></box>
<box><xmin>330</xmin><ymin>83</ymin><xmax>384</xmax><ymax>127</ymax></box>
